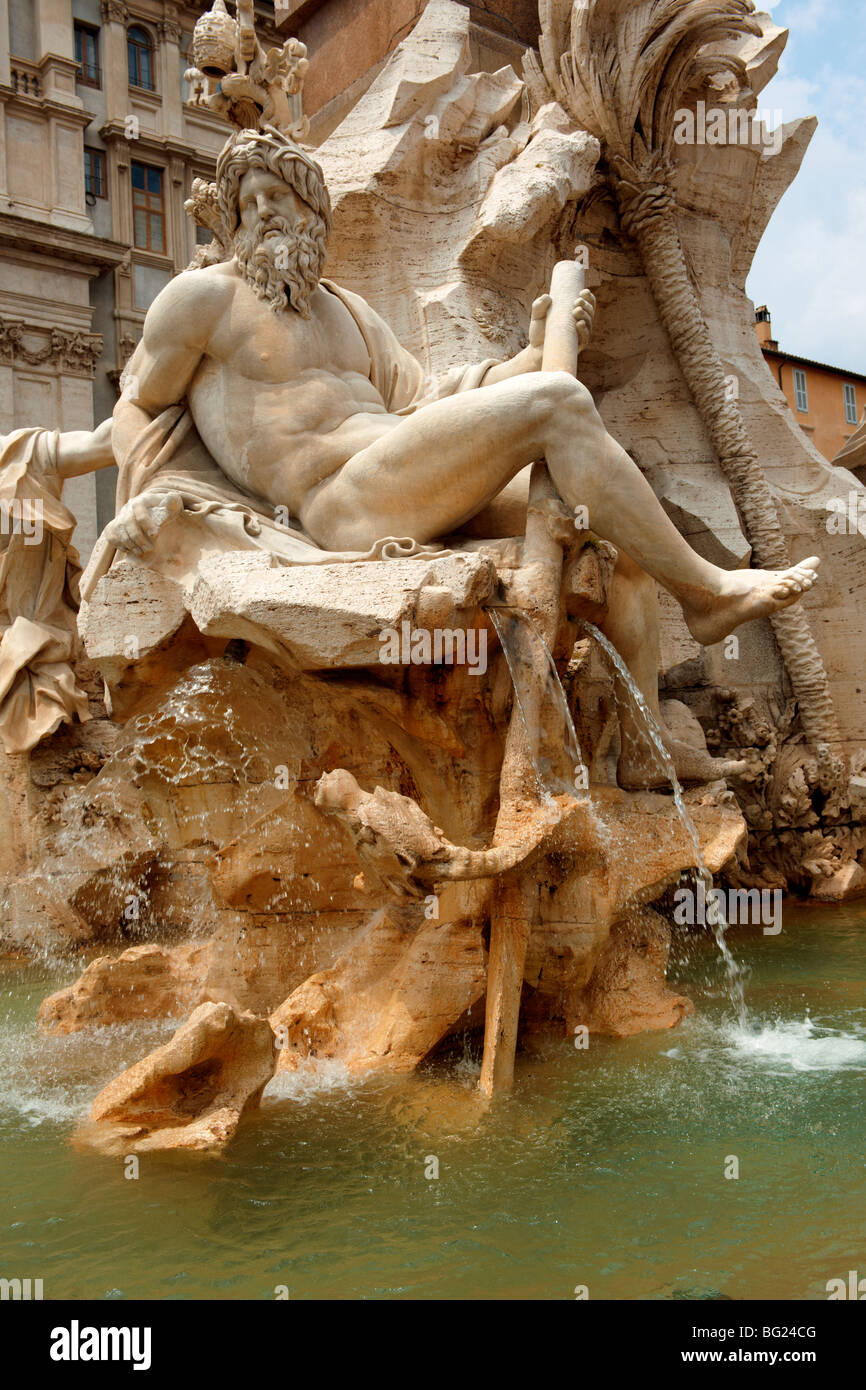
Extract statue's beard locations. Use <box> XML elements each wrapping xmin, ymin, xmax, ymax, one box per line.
<box><xmin>234</xmin><ymin>214</ymin><xmax>327</xmax><ymax>318</ymax></box>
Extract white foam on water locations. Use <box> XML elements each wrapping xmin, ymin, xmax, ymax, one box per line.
<box><xmin>262</xmin><ymin>1056</ymin><xmax>355</xmax><ymax>1103</ymax></box>
<box><xmin>726</xmin><ymin>1014</ymin><xmax>866</xmax><ymax>1072</ymax></box>
<box><xmin>0</xmin><ymin>1016</ymin><xmax>176</xmax><ymax>1128</ymax></box>
<box><xmin>1</xmin><ymin>1081</ymin><xmax>92</xmax><ymax>1127</ymax></box>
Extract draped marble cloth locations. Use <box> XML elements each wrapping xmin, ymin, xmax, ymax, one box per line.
<box><xmin>80</xmin><ymin>280</ymin><xmax>499</xmax><ymax>601</ymax></box>
<box><xmin>0</xmin><ymin>429</ymin><xmax>90</xmax><ymax>753</ymax></box>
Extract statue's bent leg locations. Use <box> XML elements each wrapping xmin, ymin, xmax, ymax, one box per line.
<box><xmin>300</xmin><ymin>372</ymin><xmax>818</xmax><ymax>645</ymax></box>
<box><xmin>536</xmin><ymin>375</ymin><xmax>820</xmax><ymax>645</ymax></box>
<box><xmin>299</xmin><ymin>374</ymin><xmax>554</xmax><ymax>549</ymax></box>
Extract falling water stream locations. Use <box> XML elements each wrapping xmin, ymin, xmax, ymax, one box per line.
<box><xmin>488</xmin><ymin>604</ymin><xmax>746</xmax><ymax>1023</ymax></box>
<box><xmin>487</xmin><ymin>605</ymin><xmax>585</xmax><ymax>798</ymax></box>
<box><xmin>580</xmin><ymin>621</ymin><xmax>748</xmax><ymax>1026</ymax></box>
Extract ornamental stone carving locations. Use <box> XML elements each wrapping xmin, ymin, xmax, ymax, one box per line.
<box><xmin>100</xmin><ymin>0</ymin><xmax>129</xmax><ymax>24</ymax></box>
<box><xmin>0</xmin><ymin>319</ymin><xmax>103</xmax><ymax>377</ymax></box>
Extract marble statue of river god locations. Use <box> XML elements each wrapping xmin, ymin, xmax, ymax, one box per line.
<box><xmin>101</xmin><ymin>125</ymin><xmax>819</xmax><ymax>651</ymax></box>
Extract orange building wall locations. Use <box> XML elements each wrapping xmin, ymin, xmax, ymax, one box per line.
<box><xmin>762</xmin><ymin>350</ymin><xmax>864</xmax><ymax>462</ymax></box>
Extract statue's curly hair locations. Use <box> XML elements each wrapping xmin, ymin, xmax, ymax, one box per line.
<box><xmin>215</xmin><ymin>125</ymin><xmax>331</xmax><ymax>236</ymax></box>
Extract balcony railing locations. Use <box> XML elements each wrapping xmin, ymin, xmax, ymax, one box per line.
<box><xmin>10</xmin><ymin>59</ymin><xmax>41</xmax><ymax>98</ymax></box>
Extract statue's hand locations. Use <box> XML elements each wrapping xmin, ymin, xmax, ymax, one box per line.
<box><xmin>103</xmin><ymin>490</ymin><xmax>183</xmax><ymax>558</ymax></box>
<box><xmin>526</xmin><ymin>289</ymin><xmax>596</xmax><ymax>367</ymax></box>
<box><xmin>573</xmin><ymin>289</ymin><xmax>596</xmax><ymax>352</ymax></box>
<box><xmin>526</xmin><ymin>293</ymin><xmax>552</xmax><ymax>368</ymax></box>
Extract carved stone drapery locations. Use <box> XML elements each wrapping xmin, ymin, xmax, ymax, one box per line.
<box><xmin>0</xmin><ymin>319</ymin><xmax>103</xmax><ymax>377</ymax></box>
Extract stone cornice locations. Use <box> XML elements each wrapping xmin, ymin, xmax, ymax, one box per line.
<box><xmin>99</xmin><ymin>118</ymin><xmax>223</xmax><ymax>162</ymax></box>
<box><xmin>0</xmin><ymin>85</ymin><xmax>94</xmax><ymax>128</ymax></box>
<box><xmin>0</xmin><ymin>318</ymin><xmax>103</xmax><ymax>376</ymax></box>
<box><xmin>0</xmin><ymin>215</ymin><xmax>129</xmax><ymax>272</ymax></box>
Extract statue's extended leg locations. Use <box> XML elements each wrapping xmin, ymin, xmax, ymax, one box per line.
<box><xmin>300</xmin><ymin>372</ymin><xmax>818</xmax><ymax>646</ymax></box>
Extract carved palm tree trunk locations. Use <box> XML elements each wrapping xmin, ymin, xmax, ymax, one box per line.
<box><xmin>613</xmin><ymin>153</ymin><xmax>838</xmax><ymax>747</ymax></box>
<box><xmin>540</xmin><ymin>0</ymin><xmax>839</xmax><ymax>749</ymax></box>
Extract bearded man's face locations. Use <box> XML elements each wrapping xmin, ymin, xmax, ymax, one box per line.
<box><xmin>234</xmin><ymin>166</ymin><xmax>327</xmax><ymax>317</ymax></box>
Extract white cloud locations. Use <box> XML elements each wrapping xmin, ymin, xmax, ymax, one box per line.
<box><xmin>784</xmin><ymin>0</ymin><xmax>833</xmax><ymax>31</ymax></box>
<box><xmin>760</xmin><ymin>0</ymin><xmax>833</xmax><ymax>27</ymax></box>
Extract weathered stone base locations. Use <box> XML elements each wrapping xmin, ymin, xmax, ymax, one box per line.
<box><xmin>76</xmin><ymin>1002</ymin><xmax>275</xmax><ymax>1155</ymax></box>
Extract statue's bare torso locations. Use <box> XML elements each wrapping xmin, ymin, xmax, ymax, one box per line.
<box><xmin>119</xmin><ymin>254</ymin><xmax>560</xmax><ymax>548</ymax></box>
<box><xmin>180</xmin><ymin>263</ymin><xmax>401</xmax><ymax>514</ymax></box>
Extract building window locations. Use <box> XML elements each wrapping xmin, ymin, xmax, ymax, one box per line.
<box><xmin>133</xmin><ymin>264</ymin><xmax>171</xmax><ymax>312</ymax></box>
<box><xmin>74</xmin><ymin>21</ymin><xmax>101</xmax><ymax>88</ymax></box>
<box><xmin>84</xmin><ymin>148</ymin><xmax>107</xmax><ymax>200</ymax></box>
<box><xmin>195</xmin><ymin>223</ymin><xmax>212</xmax><ymax>246</ymax></box>
<box><xmin>131</xmin><ymin>162</ymin><xmax>165</xmax><ymax>253</ymax></box>
<box><xmin>127</xmin><ymin>25</ymin><xmax>154</xmax><ymax>91</ymax></box>
<box><xmin>793</xmin><ymin>368</ymin><xmax>809</xmax><ymax>414</ymax></box>
<box><xmin>844</xmin><ymin>382</ymin><xmax>858</xmax><ymax>426</ymax></box>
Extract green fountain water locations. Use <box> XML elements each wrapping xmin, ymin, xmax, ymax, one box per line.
<box><xmin>1</xmin><ymin>902</ymin><xmax>863</xmax><ymax>1302</ymax></box>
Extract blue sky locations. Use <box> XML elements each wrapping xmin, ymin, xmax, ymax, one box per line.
<box><xmin>747</xmin><ymin>1</ymin><xmax>866</xmax><ymax>374</ymax></box>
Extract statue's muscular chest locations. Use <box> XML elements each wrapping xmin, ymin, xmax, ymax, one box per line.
<box><xmin>210</xmin><ymin>284</ymin><xmax>371</xmax><ymax>385</ymax></box>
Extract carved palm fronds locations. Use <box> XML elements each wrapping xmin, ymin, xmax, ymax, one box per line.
<box><xmin>540</xmin><ymin>0</ymin><xmax>840</xmax><ymax>749</ymax></box>
<box><xmin>183</xmin><ymin>177</ymin><xmax>232</xmax><ymax>269</ymax></box>
<box><xmin>541</xmin><ymin>0</ymin><xmax>761</xmax><ymax>169</ymax></box>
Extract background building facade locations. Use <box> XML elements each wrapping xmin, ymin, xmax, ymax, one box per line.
<box><xmin>0</xmin><ymin>0</ymin><xmax>282</xmax><ymax>557</ymax></box>
<box><xmin>756</xmin><ymin>306</ymin><xmax>865</xmax><ymax>464</ymax></box>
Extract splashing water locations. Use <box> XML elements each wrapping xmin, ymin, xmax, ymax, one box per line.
<box><xmin>487</xmin><ymin>605</ymin><xmax>585</xmax><ymax>799</ymax></box>
<box><xmin>726</xmin><ymin>1013</ymin><xmax>866</xmax><ymax>1072</ymax></box>
<box><xmin>0</xmin><ymin>973</ymin><xmax>177</xmax><ymax>1127</ymax></box>
<box><xmin>262</xmin><ymin>1058</ymin><xmax>356</xmax><ymax>1104</ymax></box>
<box><xmin>581</xmin><ymin>621</ymin><xmax>747</xmax><ymax>1026</ymax></box>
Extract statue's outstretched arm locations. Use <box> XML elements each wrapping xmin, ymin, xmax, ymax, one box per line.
<box><xmin>53</xmin><ymin>417</ymin><xmax>115</xmax><ymax>479</ymax></box>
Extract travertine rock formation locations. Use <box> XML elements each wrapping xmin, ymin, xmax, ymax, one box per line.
<box><xmin>79</xmin><ymin>1001</ymin><xmax>275</xmax><ymax>1154</ymax></box>
<box><xmin>38</xmin><ymin>944</ymin><xmax>210</xmax><ymax>1035</ymax></box>
<box><xmin>552</xmin><ymin>906</ymin><xmax>693</xmax><ymax>1039</ymax></box>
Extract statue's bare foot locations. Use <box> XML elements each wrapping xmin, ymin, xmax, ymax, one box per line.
<box><xmin>682</xmin><ymin>557</ymin><xmax>820</xmax><ymax>647</ymax></box>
